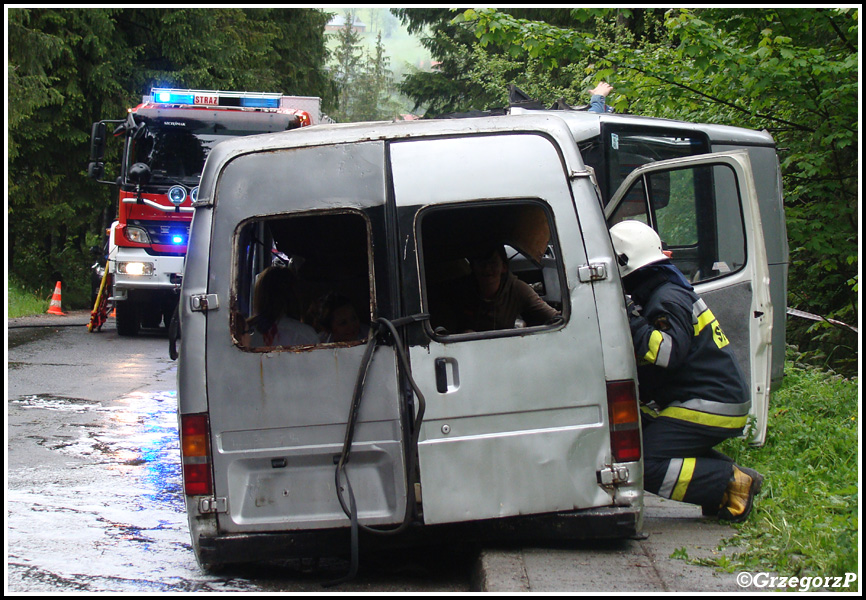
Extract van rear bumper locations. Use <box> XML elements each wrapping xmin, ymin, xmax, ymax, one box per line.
<box><xmin>195</xmin><ymin>505</ymin><xmax>641</xmax><ymax>567</ymax></box>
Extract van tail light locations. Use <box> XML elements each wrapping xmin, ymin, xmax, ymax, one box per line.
<box><xmin>607</xmin><ymin>380</ymin><xmax>641</xmax><ymax>463</ymax></box>
<box><xmin>181</xmin><ymin>413</ymin><xmax>213</xmax><ymax>496</ymax></box>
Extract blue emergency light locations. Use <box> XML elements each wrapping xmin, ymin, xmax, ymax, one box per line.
<box><xmin>155</xmin><ymin>90</ymin><xmax>195</xmax><ymax>105</ymax></box>
<box><xmin>237</xmin><ymin>97</ymin><xmax>280</xmax><ymax>108</ymax></box>
<box><xmin>172</xmin><ymin>234</ymin><xmax>185</xmax><ymax>245</ymax></box>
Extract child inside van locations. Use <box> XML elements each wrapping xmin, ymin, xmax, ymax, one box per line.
<box><xmin>314</xmin><ymin>292</ymin><xmax>370</xmax><ymax>343</ymax></box>
<box><xmin>246</xmin><ymin>266</ymin><xmax>319</xmax><ymax>347</ymax></box>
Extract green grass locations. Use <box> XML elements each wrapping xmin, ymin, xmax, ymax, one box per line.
<box><xmin>707</xmin><ymin>350</ymin><xmax>859</xmax><ymax>589</ymax></box>
<box><xmin>8</xmin><ymin>275</ymin><xmax>51</xmax><ymax>318</ymax></box>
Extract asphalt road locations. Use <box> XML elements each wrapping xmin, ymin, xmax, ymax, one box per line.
<box><xmin>7</xmin><ymin>311</ymin><xmax>475</xmax><ymax>592</ymax></box>
<box><xmin>7</xmin><ymin>310</ymin><xmax>759</xmax><ymax>593</ymax></box>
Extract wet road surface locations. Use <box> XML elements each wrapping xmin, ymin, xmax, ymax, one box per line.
<box><xmin>6</xmin><ymin>313</ymin><xmax>475</xmax><ymax>592</ymax></box>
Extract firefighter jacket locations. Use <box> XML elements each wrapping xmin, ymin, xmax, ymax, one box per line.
<box><xmin>626</xmin><ymin>265</ymin><xmax>750</xmax><ymax>438</ymax></box>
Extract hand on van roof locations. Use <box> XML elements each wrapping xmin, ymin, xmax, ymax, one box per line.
<box><xmin>589</xmin><ymin>82</ymin><xmax>613</xmax><ymax>97</ymax></box>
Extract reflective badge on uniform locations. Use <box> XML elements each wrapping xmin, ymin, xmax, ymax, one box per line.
<box><xmin>712</xmin><ymin>321</ymin><xmax>730</xmax><ymax>348</ymax></box>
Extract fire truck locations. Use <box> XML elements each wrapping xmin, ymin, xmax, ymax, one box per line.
<box><xmin>87</xmin><ymin>89</ymin><xmax>322</xmax><ymax>336</ymax></box>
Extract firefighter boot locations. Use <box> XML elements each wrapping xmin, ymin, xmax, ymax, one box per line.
<box><xmin>718</xmin><ymin>465</ymin><xmax>764</xmax><ymax>523</ymax></box>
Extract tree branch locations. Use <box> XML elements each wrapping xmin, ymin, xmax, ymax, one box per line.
<box><xmin>608</xmin><ymin>57</ymin><xmax>816</xmax><ymax>133</ymax></box>
<box><xmin>821</xmin><ymin>9</ymin><xmax>857</xmax><ymax>54</ymax></box>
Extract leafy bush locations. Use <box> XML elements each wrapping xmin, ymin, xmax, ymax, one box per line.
<box><xmin>714</xmin><ymin>352</ymin><xmax>859</xmax><ymax>583</ymax></box>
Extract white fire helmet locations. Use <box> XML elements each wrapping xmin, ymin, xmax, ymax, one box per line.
<box><xmin>609</xmin><ymin>220</ymin><xmax>669</xmax><ymax>278</ymax></box>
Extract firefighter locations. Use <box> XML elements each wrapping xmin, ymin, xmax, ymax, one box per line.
<box><xmin>609</xmin><ymin>220</ymin><xmax>764</xmax><ymax>522</ymax></box>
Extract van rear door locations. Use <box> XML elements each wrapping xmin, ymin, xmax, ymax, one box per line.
<box><xmin>605</xmin><ymin>150</ymin><xmax>772</xmax><ymax>444</ymax></box>
<box><xmin>204</xmin><ymin>142</ymin><xmax>409</xmax><ymax>533</ymax></box>
<box><xmin>390</xmin><ymin>132</ymin><xmax>627</xmax><ymax>525</ymax></box>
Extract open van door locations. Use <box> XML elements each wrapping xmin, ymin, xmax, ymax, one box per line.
<box><xmin>605</xmin><ymin>150</ymin><xmax>772</xmax><ymax>444</ymax></box>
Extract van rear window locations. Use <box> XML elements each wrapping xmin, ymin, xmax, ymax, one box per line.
<box><xmin>232</xmin><ymin>211</ymin><xmax>373</xmax><ymax>350</ymax></box>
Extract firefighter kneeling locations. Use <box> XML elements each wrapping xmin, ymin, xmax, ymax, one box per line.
<box><xmin>610</xmin><ymin>221</ymin><xmax>764</xmax><ymax>522</ymax></box>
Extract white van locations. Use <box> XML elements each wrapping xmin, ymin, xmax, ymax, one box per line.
<box><xmin>177</xmin><ymin>114</ymin><xmax>772</xmax><ymax>570</ymax></box>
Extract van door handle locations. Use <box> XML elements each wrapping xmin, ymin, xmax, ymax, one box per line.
<box><xmin>434</xmin><ymin>357</ymin><xmax>459</xmax><ymax>393</ymax></box>
<box><xmin>435</xmin><ymin>358</ymin><xmax>448</xmax><ymax>393</ymax></box>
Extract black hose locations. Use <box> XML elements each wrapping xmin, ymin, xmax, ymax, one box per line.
<box><xmin>325</xmin><ymin>314</ymin><xmax>428</xmax><ymax>587</ymax></box>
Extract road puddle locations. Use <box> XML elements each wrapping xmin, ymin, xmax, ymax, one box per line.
<box><xmin>7</xmin><ymin>390</ymin><xmax>258</xmax><ymax>592</ymax></box>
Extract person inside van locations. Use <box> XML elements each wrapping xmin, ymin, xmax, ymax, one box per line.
<box><xmin>453</xmin><ymin>243</ymin><xmax>560</xmax><ymax>334</ymax></box>
<box><xmin>246</xmin><ymin>265</ymin><xmax>319</xmax><ymax>348</ymax></box>
<box><xmin>313</xmin><ymin>292</ymin><xmax>370</xmax><ymax>343</ymax></box>
<box><xmin>609</xmin><ymin>220</ymin><xmax>764</xmax><ymax>522</ymax></box>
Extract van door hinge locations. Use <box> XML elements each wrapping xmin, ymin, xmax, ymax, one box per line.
<box><xmin>578</xmin><ymin>263</ymin><xmax>608</xmax><ymax>282</ymax></box>
<box><xmin>597</xmin><ymin>465</ymin><xmax>630</xmax><ymax>487</ymax></box>
<box><xmin>190</xmin><ymin>293</ymin><xmax>219</xmax><ymax>312</ymax></box>
<box><xmin>198</xmin><ymin>496</ymin><xmax>227</xmax><ymax>514</ymax></box>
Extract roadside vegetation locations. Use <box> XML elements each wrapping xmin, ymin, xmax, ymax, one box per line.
<box><xmin>706</xmin><ymin>350</ymin><xmax>859</xmax><ymax>587</ymax></box>
<box><xmin>8</xmin><ymin>275</ymin><xmax>50</xmax><ymax>318</ymax></box>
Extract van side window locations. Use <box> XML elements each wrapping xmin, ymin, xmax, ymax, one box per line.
<box><xmin>608</xmin><ymin>164</ymin><xmax>746</xmax><ymax>283</ymax></box>
<box><xmin>417</xmin><ymin>201</ymin><xmax>564</xmax><ymax>339</ymax></box>
<box><xmin>233</xmin><ymin>211</ymin><xmax>373</xmax><ymax>350</ymax></box>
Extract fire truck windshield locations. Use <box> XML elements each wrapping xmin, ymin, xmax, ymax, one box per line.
<box><xmin>126</xmin><ymin>119</ymin><xmax>258</xmax><ymax>186</ymax></box>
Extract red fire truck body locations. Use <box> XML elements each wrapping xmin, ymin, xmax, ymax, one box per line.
<box><xmin>88</xmin><ymin>89</ymin><xmax>321</xmax><ymax>335</ymax></box>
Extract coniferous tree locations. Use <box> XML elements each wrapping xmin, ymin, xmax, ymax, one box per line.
<box><xmin>7</xmin><ymin>8</ymin><xmax>337</xmax><ymax>302</ymax></box>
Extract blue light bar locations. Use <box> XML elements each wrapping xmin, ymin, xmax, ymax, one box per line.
<box><xmin>150</xmin><ymin>89</ymin><xmax>283</xmax><ymax>109</ymax></box>
<box><xmin>154</xmin><ymin>90</ymin><xmax>195</xmax><ymax>105</ymax></box>
<box><xmin>239</xmin><ymin>97</ymin><xmax>280</xmax><ymax>109</ymax></box>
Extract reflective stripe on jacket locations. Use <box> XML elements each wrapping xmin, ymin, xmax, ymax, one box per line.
<box><xmin>628</xmin><ymin>270</ymin><xmax>750</xmax><ymax>436</ymax></box>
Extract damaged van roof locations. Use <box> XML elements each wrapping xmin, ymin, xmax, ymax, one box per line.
<box><xmin>194</xmin><ymin>114</ymin><xmax>587</xmax><ymax>207</ymax></box>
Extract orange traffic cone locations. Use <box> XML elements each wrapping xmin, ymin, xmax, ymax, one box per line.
<box><xmin>46</xmin><ymin>281</ymin><xmax>65</xmax><ymax>316</ymax></box>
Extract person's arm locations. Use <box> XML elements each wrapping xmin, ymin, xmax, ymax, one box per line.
<box><xmin>627</xmin><ymin>295</ymin><xmax>692</xmax><ymax>369</ymax></box>
<box><xmin>514</xmin><ymin>278</ymin><xmax>560</xmax><ymax>326</ymax></box>
<box><xmin>588</xmin><ymin>82</ymin><xmax>613</xmax><ymax>114</ymax></box>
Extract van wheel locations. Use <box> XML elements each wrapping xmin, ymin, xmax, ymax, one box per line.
<box><xmin>115</xmin><ymin>302</ymin><xmax>140</xmax><ymax>337</ymax></box>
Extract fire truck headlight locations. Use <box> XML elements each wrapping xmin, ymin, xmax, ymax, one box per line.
<box><xmin>190</xmin><ymin>187</ymin><xmax>198</xmax><ymax>204</ymax></box>
<box><xmin>124</xmin><ymin>226</ymin><xmax>151</xmax><ymax>244</ymax></box>
<box><xmin>118</xmin><ymin>261</ymin><xmax>155</xmax><ymax>276</ymax></box>
<box><xmin>168</xmin><ymin>186</ymin><xmax>187</xmax><ymax>206</ymax></box>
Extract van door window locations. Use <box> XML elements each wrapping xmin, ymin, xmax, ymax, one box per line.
<box><xmin>416</xmin><ymin>200</ymin><xmax>565</xmax><ymax>339</ymax></box>
<box><xmin>608</xmin><ymin>164</ymin><xmax>746</xmax><ymax>283</ymax></box>
<box><xmin>579</xmin><ymin>127</ymin><xmax>710</xmax><ymax>204</ymax></box>
<box><xmin>232</xmin><ymin>211</ymin><xmax>373</xmax><ymax>349</ymax></box>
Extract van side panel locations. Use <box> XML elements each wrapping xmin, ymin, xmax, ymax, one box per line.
<box><xmin>178</xmin><ymin>207</ymin><xmax>213</xmax><ymax>416</ymax></box>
